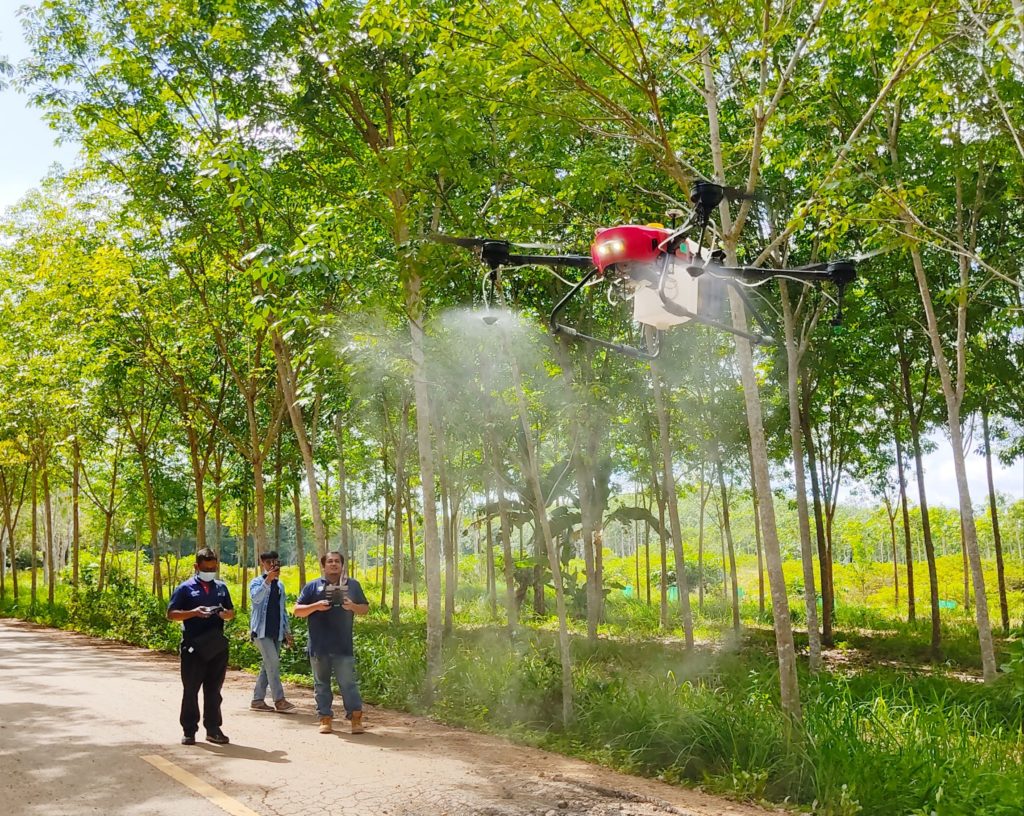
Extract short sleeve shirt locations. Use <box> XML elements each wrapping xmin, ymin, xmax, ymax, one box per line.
<box><xmin>168</xmin><ymin>576</ymin><xmax>234</xmax><ymax>642</ymax></box>
<box><xmin>297</xmin><ymin>577</ymin><xmax>367</xmax><ymax>657</ymax></box>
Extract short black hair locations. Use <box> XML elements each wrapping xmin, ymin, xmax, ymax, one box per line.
<box><xmin>320</xmin><ymin>551</ymin><xmax>344</xmax><ymax>567</ymax></box>
<box><xmin>259</xmin><ymin>551</ymin><xmax>280</xmax><ymax>562</ymax></box>
<box><xmin>195</xmin><ymin>547</ymin><xmax>218</xmax><ymax>565</ymax></box>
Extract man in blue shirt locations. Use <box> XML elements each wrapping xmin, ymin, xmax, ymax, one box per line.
<box><xmin>294</xmin><ymin>551</ymin><xmax>369</xmax><ymax>734</ymax></box>
<box><xmin>167</xmin><ymin>548</ymin><xmax>235</xmax><ymax>746</ymax></box>
<box><xmin>249</xmin><ymin>551</ymin><xmax>296</xmax><ymax>713</ymax></box>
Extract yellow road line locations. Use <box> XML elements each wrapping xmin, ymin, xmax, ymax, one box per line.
<box><xmin>141</xmin><ymin>755</ymin><xmax>261</xmax><ymax>816</ymax></box>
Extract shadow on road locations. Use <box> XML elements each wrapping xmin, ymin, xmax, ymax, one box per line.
<box><xmin>0</xmin><ymin>701</ymin><xmax>233</xmax><ymax>816</ymax></box>
<box><xmin>195</xmin><ymin>741</ymin><xmax>288</xmax><ymax>763</ymax></box>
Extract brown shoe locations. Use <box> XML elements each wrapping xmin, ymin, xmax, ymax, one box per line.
<box><xmin>318</xmin><ymin>716</ymin><xmax>333</xmax><ymax>734</ymax></box>
<box><xmin>250</xmin><ymin>700</ymin><xmax>274</xmax><ymax>712</ymax></box>
<box><xmin>274</xmin><ymin>698</ymin><xmax>296</xmax><ymax>713</ymax></box>
<box><xmin>350</xmin><ymin>711</ymin><xmax>364</xmax><ymax>735</ymax></box>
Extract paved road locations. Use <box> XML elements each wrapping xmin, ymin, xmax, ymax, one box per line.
<box><xmin>0</xmin><ymin>619</ymin><xmax>771</xmax><ymax>816</ymax></box>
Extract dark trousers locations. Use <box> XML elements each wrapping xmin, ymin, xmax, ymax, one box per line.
<box><xmin>179</xmin><ymin>645</ymin><xmax>228</xmax><ymax>737</ymax></box>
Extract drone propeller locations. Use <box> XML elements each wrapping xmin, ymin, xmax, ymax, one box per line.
<box><xmin>790</xmin><ymin>244</ymin><xmax>898</xmax><ymax>275</ymax></box>
<box><xmin>429</xmin><ymin>234</ymin><xmax>491</xmax><ymax>250</ymax></box>
<box><xmin>428</xmin><ymin>233</ymin><xmax>559</xmax><ymax>251</ymax></box>
<box><xmin>513</xmin><ymin>241</ymin><xmax>562</xmax><ymax>250</ymax></box>
<box><xmin>847</xmin><ymin>244</ymin><xmax>899</xmax><ymax>262</ymax></box>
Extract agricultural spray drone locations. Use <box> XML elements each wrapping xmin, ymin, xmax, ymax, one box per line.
<box><xmin>433</xmin><ymin>181</ymin><xmax>860</xmax><ymax>360</ymax></box>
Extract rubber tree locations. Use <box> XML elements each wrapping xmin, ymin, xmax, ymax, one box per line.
<box><xmin>779</xmin><ymin>281</ymin><xmax>824</xmax><ymax>670</ymax></box>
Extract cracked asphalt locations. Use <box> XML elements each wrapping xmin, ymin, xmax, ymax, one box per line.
<box><xmin>0</xmin><ymin>618</ymin><xmax>773</xmax><ymax>816</ymax></box>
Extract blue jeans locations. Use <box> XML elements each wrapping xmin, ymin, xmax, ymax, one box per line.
<box><xmin>309</xmin><ymin>653</ymin><xmax>362</xmax><ymax>718</ymax></box>
<box><xmin>252</xmin><ymin>637</ymin><xmax>284</xmax><ymax>702</ymax></box>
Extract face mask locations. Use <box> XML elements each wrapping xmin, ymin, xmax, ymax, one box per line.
<box><xmin>197</xmin><ymin>571</ymin><xmax>217</xmax><ymax>582</ymax></box>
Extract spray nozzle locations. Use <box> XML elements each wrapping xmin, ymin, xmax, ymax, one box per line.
<box><xmin>481</xmin><ymin>270</ymin><xmax>500</xmax><ymax>325</ymax></box>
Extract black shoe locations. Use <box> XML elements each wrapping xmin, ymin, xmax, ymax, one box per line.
<box><xmin>205</xmin><ymin>731</ymin><xmax>230</xmax><ymax>745</ymax></box>
<box><xmin>181</xmin><ymin>735</ymin><xmax>196</xmax><ymax>745</ymax></box>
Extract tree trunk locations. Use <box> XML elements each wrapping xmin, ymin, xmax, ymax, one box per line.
<box><xmin>334</xmin><ymin>415</ymin><xmax>352</xmax><ymax>573</ymax></box>
<box><xmin>391</xmin><ymin>436</ymin><xmax>405</xmax><ymax>626</ymax></box>
<box><xmin>293</xmin><ymin>481</ymin><xmax>307</xmax><ymax>587</ymax></box>
<box><xmin>31</xmin><ymin>467</ymin><xmax>38</xmax><ymax>604</ymax></box>
<box><xmin>404</xmin><ymin>267</ymin><xmax>444</xmax><ymax>689</ymax></box>
<box><xmin>701</xmin><ymin>39</ymin><xmax>799</xmax><ymax>716</ymax></box>
<box><xmin>240</xmin><ymin>502</ymin><xmax>249</xmax><ymax>611</ymax></box>
<box><xmin>274</xmin><ymin>432</ymin><xmax>282</xmax><ymax>551</ymax></box>
<box><xmin>96</xmin><ymin>446</ymin><xmax>120</xmax><ymax>593</ymax></box>
<box><xmin>649</xmin><ymin>341</ymin><xmax>694</xmax><ymax>647</ymax></box>
<box><xmin>273</xmin><ymin>332</ymin><xmax>328</xmax><ymax>558</ymax></box>
<box><xmin>894</xmin><ymin>429</ymin><xmax>916</xmax><ymax>622</ymax></box>
<box><xmin>380</xmin><ymin>490</ymin><xmax>389</xmax><ymax>609</ymax></box>
<box><xmin>887</xmin><ymin>503</ymin><xmax>900</xmax><ymax>608</ymax></box>
<box><xmin>213</xmin><ymin>450</ymin><xmax>223</xmax><ymax>561</ymax></box>
<box><xmin>748</xmin><ymin>442</ymin><xmax>766</xmax><ymax>616</ymax></box>
<box><xmin>916</xmin><ymin>152</ymin><xmax>995</xmax><ymax>677</ymax></box>
<box><xmin>183</xmin><ymin>424</ymin><xmax>208</xmax><ymax>551</ymax></box>
<box><xmin>511</xmin><ymin>352</ymin><xmax>573</xmax><ymax>724</ymax></box>
<box><xmin>982</xmin><ymin>409</ymin><xmax>1010</xmax><ymax>633</ymax></box>
<box><xmin>713</xmin><ymin>446</ymin><xmax>740</xmax><ymax>633</ymax></box>
<box><xmin>42</xmin><ymin>460</ymin><xmax>55</xmax><ymax>605</ymax></box>
<box><xmin>780</xmin><ymin>281</ymin><xmax>822</xmax><ymax>670</ymax></box>
<box><xmin>644</xmin><ymin>504</ymin><xmax>651</xmax><ymax>607</ymax></box>
<box><xmin>490</xmin><ymin>441</ymin><xmax>518</xmax><ymax>633</ymax></box>
<box><xmin>578</xmin><ymin>462</ymin><xmax>600</xmax><ymax>642</ymax></box>
<box><xmin>1</xmin><ymin>469</ymin><xmax>25</xmax><ymax>601</ymax></box>
<box><xmin>910</xmin><ymin>423</ymin><xmax>943</xmax><ymax>657</ymax></box>
<box><xmin>727</xmin><ymin>285</ymin><xmax>801</xmax><ymax>720</ymax></box>
<box><xmin>645</xmin><ymin>429</ymin><xmax>669</xmax><ymax>628</ymax></box>
<box><xmin>133</xmin><ymin>526</ymin><xmax>140</xmax><ymax>588</ymax></box>
<box><xmin>72</xmin><ymin>439</ymin><xmax>81</xmax><ymax>589</ymax></box>
<box><xmin>406</xmin><ymin>482</ymin><xmax>418</xmax><ymax>610</ymax></box>
<box><xmin>436</xmin><ymin>414</ymin><xmax>456</xmax><ymax>635</ymax></box>
<box><xmin>961</xmin><ymin>520</ymin><xmax>970</xmax><ymax>610</ymax></box>
<box><xmin>697</xmin><ymin>462</ymin><xmax>705</xmax><ymax>613</ymax></box>
<box><xmin>138</xmin><ymin>452</ymin><xmax>163</xmax><ymax>602</ymax></box>
<box><xmin>251</xmin><ymin>453</ymin><xmax>270</xmax><ymax>557</ymax></box>
<box><xmin>532</xmin><ymin>508</ymin><xmax>545</xmax><ymax>615</ymax></box>
<box><xmin>801</xmin><ymin>374</ymin><xmax>833</xmax><ymax>646</ymax></box>
<box><xmin>485</xmin><ymin>502</ymin><xmax>497</xmax><ymax>618</ymax></box>
<box><xmin>633</xmin><ymin>518</ymin><xmax>640</xmax><ymax>597</ymax></box>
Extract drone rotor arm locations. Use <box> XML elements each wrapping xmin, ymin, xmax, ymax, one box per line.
<box><xmin>700</xmin><ymin>261</ymin><xmax>856</xmax><ymax>286</ymax></box>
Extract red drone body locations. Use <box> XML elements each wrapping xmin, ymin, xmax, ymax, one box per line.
<box><xmin>589</xmin><ymin>224</ymin><xmax>681</xmax><ymax>275</ymax></box>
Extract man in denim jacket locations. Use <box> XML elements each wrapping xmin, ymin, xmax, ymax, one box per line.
<box><xmin>248</xmin><ymin>551</ymin><xmax>296</xmax><ymax>713</ymax></box>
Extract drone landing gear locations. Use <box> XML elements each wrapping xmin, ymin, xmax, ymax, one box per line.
<box><xmin>549</xmin><ymin>267</ymin><xmax>662</xmax><ymax>360</ymax></box>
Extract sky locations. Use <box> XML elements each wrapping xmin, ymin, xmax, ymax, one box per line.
<box><xmin>0</xmin><ymin>4</ymin><xmax>1021</xmax><ymax>511</ymax></box>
